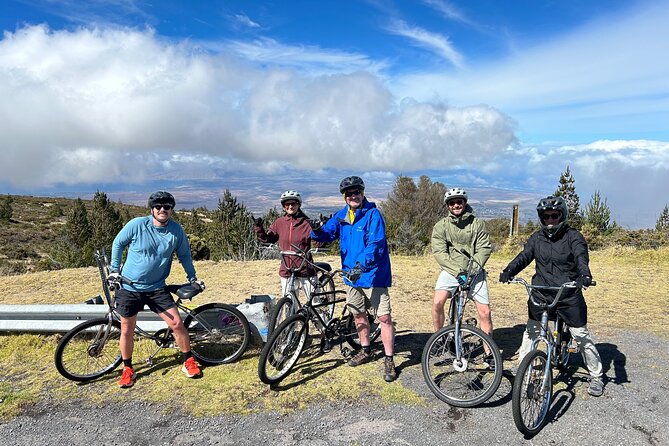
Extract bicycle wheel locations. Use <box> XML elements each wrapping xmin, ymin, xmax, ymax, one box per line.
<box><xmin>258</xmin><ymin>313</ymin><xmax>309</xmax><ymax>384</ymax></box>
<box><xmin>421</xmin><ymin>325</ymin><xmax>503</xmax><ymax>408</ymax></box>
<box><xmin>512</xmin><ymin>349</ymin><xmax>553</xmax><ymax>437</ymax></box>
<box><xmin>344</xmin><ymin>310</ymin><xmax>381</xmax><ymax>349</ymax></box>
<box><xmin>313</xmin><ymin>273</ymin><xmax>336</xmax><ymax>324</ymax></box>
<box><xmin>268</xmin><ymin>295</ymin><xmax>295</xmax><ymax>335</ymax></box>
<box><xmin>54</xmin><ymin>318</ymin><xmax>123</xmax><ymax>382</ymax></box>
<box><xmin>556</xmin><ymin>323</ymin><xmax>571</xmax><ymax>370</ymax></box>
<box><xmin>447</xmin><ymin>295</ymin><xmax>457</xmax><ymax>326</ymax></box>
<box><xmin>184</xmin><ymin>303</ymin><xmax>250</xmax><ymax>365</ymax></box>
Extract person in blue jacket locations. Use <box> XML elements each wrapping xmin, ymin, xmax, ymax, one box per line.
<box><xmin>109</xmin><ymin>191</ymin><xmax>205</xmax><ymax>388</ymax></box>
<box><xmin>311</xmin><ymin>176</ymin><xmax>396</xmax><ymax>382</ymax></box>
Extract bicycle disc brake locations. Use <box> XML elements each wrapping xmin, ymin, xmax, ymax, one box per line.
<box><xmin>153</xmin><ymin>328</ymin><xmax>175</xmax><ymax>347</ymax></box>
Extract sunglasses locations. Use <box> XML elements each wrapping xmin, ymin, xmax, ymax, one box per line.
<box><xmin>542</xmin><ymin>212</ymin><xmax>561</xmax><ymax>220</ymax></box>
<box><xmin>448</xmin><ymin>199</ymin><xmax>465</xmax><ymax>206</ymax></box>
<box><xmin>152</xmin><ymin>204</ymin><xmax>173</xmax><ymax>211</ymax></box>
<box><xmin>283</xmin><ymin>201</ymin><xmax>299</xmax><ymax>207</ymax></box>
<box><xmin>344</xmin><ymin>189</ymin><xmax>362</xmax><ymax>197</ymax></box>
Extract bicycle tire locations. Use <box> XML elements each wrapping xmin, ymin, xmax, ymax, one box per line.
<box><xmin>344</xmin><ymin>309</ymin><xmax>381</xmax><ymax>349</ymax></box>
<box><xmin>447</xmin><ymin>294</ymin><xmax>457</xmax><ymax>326</ymax></box>
<box><xmin>314</xmin><ymin>273</ymin><xmax>336</xmax><ymax>324</ymax></box>
<box><xmin>512</xmin><ymin>349</ymin><xmax>553</xmax><ymax>437</ymax></box>
<box><xmin>557</xmin><ymin>323</ymin><xmax>571</xmax><ymax>370</ymax></box>
<box><xmin>421</xmin><ymin>325</ymin><xmax>503</xmax><ymax>408</ymax></box>
<box><xmin>54</xmin><ymin>318</ymin><xmax>123</xmax><ymax>382</ymax></box>
<box><xmin>268</xmin><ymin>295</ymin><xmax>295</xmax><ymax>335</ymax></box>
<box><xmin>184</xmin><ymin>303</ymin><xmax>250</xmax><ymax>365</ymax></box>
<box><xmin>258</xmin><ymin>313</ymin><xmax>309</xmax><ymax>385</ymax></box>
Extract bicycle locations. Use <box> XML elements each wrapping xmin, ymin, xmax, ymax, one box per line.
<box><xmin>421</xmin><ymin>247</ymin><xmax>503</xmax><ymax>407</ymax></box>
<box><xmin>258</xmin><ymin>268</ymin><xmax>381</xmax><ymax>385</ymax></box>
<box><xmin>268</xmin><ymin>245</ymin><xmax>336</xmax><ymax>334</ymax></box>
<box><xmin>509</xmin><ymin>277</ymin><xmax>594</xmax><ymax>437</ymax></box>
<box><xmin>54</xmin><ymin>250</ymin><xmax>251</xmax><ymax>382</ymax></box>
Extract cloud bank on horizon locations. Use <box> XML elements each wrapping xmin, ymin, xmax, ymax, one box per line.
<box><xmin>0</xmin><ymin>0</ymin><xmax>667</xmax><ymax>228</ymax></box>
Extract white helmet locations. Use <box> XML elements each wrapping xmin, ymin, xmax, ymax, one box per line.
<box><xmin>444</xmin><ymin>187</ymin><xmax>468</xmax><ymax>204</ymax></box>
<box><xmin>280</xmin><ymin>190</ymin><xmax>302</xmax><ymax>204</ymax></box>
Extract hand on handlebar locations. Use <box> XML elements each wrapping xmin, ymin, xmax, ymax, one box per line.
<box><xmin>190</xmin><ymin>278</ymin><xmax>206</xmax><ymax>291</ymax></box>
<box><xmin>576</xmin><ymin>275</ymin><xmax>592</xmax><ymax>288</ymax></box>
<box><xmin>107</xmin><ymin>271</ymin><xmax>121</xmax><ymax>291</ymax></box>
<box><xmin>251</xmin><ymin>215</ymin><xmax>263</xmax><ymax>228</ymax></box>
<box><xmin>456</xmin><ymin>271</ymin><xmax>468</xmax><ymax>286</ymax></box>
<box><xmin>499</xmin><ymin>270</ymin><xmax>513</xmax><ymax>283</ymax></box>
<box><xmin>347</xmin><ymin>263</ymin><xmax>363</xmax><ymax>283</ymax></box>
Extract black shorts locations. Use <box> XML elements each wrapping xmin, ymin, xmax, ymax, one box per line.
<box><xmin>527</xmin><ymin>291</ymin><xmax>588</xmax><ymax>328</ymax></box>
<box><xmin>115</xmin><ymin>287</ymin><xmax>176</xmax><ymax>318</ymax></box>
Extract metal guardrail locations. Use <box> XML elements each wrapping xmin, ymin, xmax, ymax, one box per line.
<box><xmin>0</xmin><ymin>295</ymin><xmax>276</xmax><ymax>342</ymax></box>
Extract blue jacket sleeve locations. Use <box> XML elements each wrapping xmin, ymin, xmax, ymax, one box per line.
<box><xmin>175</xmin><ymin>226</ymin><xmax>197</xmax><ymax>281</ymax></box>
<box><xmin>311</xmin><ymin>212</ymin><xmax>339</xmax><ymax>243</ymax></box>
<box><xmin>358</xmin><ymin>209</ymin><xmax>387</xmax><ymax>270</ymax></box>
<box><xmin>110</xmin><ymin>220</ymin><xmax>136</xmax><ymax>271</ymax></box>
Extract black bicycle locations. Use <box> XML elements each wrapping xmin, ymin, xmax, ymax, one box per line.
<box><xmin>258</xmin><ymin>267</ymin><xmax>381</xmax><ymax>385</ymax></box>
<box><xmin>510</xmin><ymin>277</ymin><xmax>593</xmax><ymax>437</ymax></box>
<box><xmin>421</xmin><ymin>248</ymin><xmax>503</xmax><ymax>407</ymax></box>
<box><xmin>54</xmin><ymin>250</ymin><xmax>251</xmax><ymax>382</ymax></box>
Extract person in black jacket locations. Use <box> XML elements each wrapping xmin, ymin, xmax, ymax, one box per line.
<box><xmin>499</xmin><ymin>196</ymin><xmax>604</xmax><ymax>397</ymax></box>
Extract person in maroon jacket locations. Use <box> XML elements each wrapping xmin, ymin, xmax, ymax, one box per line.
<box><xmin>253</xmin><ymin>190</ymin><xmax>321</xmax><ymax>303</ymax></box>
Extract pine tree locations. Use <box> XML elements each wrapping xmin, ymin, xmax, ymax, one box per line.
<box><xmin>54</xmin><ymin>198</ymin><xmax>94</xmax><ymax>267</ymax></box>
<box><xmin>90</xmin><ymin>190</ymin><xmax>123</xmax><ymax>254</ymax></box>
<box><xmin>207</xmin><ymin>189</ymin><xmax>257</xmax><ymax>260</ymax></box>
<box><xmin>0</xmin><ymin>195</ymin><xmax>13</xmax><ymax>223</ymax></box>
<box><xmin>656</xmin><ymin>205</ymin><xmax>669</xmax><ymax>231</ymax></box>
<box><xmin>554</xmin><ymin>165</ymin><xmax>582</xmax><ymax>229</ymax></box>
<box><xmin>583</xmin><ymin>190</ymin><xmax>611</xmax><ymax>233</ymax></box>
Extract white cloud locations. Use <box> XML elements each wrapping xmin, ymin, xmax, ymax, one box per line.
<box><xmin>234</xmin><ymin>14</ymin><xmax>260</xmax><ymax>29</ymax></box>
<box><xmin>0</xmin><ymin>25</ymin><xmax>515</xmax><ymax>187</ymax></box>
<box><xmin>385</xmin><ymin>19</ymin><xmax>464</xmax><ymax>68</ymax></box>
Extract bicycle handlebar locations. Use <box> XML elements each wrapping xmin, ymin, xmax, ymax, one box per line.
<box><xmin>509</xmin><ymin>277</ymin><xmax>596</xmax><ymax>309</ymax></box>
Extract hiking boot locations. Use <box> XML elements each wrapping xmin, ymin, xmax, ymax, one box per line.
<box><xmin>383</xmin><ymin>357</ymin><xmax>397</xmax><ymax>382</ymax></box>
<box><xmin>182</xmin><ymin>357</ymin><xmax>202</xmax><ymax>378</ymax></box>
<box><xmin>118</xmin><ymin>366</ymin><xmax>136</xmax><ymax>388</ymax></box>
<box><xmin>588</xmin><ymin>377</ymin><xmax>604</xmax><ymax>397</ymax></box>
<box><xmin>348</xmin><ymin>349</ymin><xmax>371</xmax><ymax>367</ymax></box>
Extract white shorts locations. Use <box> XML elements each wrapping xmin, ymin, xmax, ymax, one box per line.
<box><xmin>280</xmin><ymin>276</ymin><xmax>316</xmax><ymax>300</ymax></box>
<box><xmin>435</xmin><ymin>270</ymin><xmax>490</xmax><ymax>305</ymax></box>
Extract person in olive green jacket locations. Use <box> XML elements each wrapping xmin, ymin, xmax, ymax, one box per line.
<box><xmin>431</xmin><ymin>188</ymin><xmax>493</xmax><ymax>342</ymax></box>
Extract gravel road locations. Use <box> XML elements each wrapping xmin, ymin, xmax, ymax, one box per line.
<box><xmin>1</xmin><ymin>329</ymin><xmax>667</xmax><ymax>446</ymax></box>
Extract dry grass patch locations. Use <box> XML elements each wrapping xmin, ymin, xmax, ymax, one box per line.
<box><xmin>1</xmin><ymin>248</ymin><xmax>667</xmax><ymax>418</ymax></box>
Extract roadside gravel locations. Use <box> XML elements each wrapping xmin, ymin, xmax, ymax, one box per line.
<box><xmin>1</xmin><ymin>330</ymin><xmax>667</xmax><ymax>446</ymax></box>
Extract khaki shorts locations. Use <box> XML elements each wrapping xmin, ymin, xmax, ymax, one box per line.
<box><xmin>346</xmin><ymin>286</ymin><xmax>392</xmax><ymax>317</ymax></box>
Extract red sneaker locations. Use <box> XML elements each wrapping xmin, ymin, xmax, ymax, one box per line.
<box><xmin>182</xmin><ymin>357</ymin><xmax>201</xmax><ymax>378</ymax></box>
<box><xmin>118</xmin><ymin>366</ymin><xmax>136</xmax><ymax>388</ymax></box>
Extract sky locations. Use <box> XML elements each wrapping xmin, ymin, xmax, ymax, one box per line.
<box><xmin>0</xmin><ymin>0</ymin><xmax>668</xmax><ymax>228</ymax></box>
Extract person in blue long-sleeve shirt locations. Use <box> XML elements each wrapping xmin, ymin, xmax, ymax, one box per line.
<box><xmin>311</xmin><ymin>176</ymin><xmax>397</xmax><ymax>382</ymax></box>
<box><xmin>109</xmin><ymin>191</ymin><xmax>204</xmax><ymax>388</ymax></box>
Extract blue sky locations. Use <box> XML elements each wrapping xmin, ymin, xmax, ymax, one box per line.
<box><xmin>1</xmin><ymin>0</ymin><xmax>667</xmax><ymax>228</ymax></box>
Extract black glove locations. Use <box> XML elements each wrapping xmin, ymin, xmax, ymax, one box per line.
<box><xmin>499</xmin><ymin>270</ymin><xmax>512</xmax><ymax>283</ymax></box>
<box><xmin>576</xmin><ymin>275</ymin><xmax>592</xmax><ymax>288</ymax></box>
<box><xmin>251</xmin><ymin>215</ymin><xmax>263</xmax><ymax>228</ymax></box>
<box><xmin>456</xmin><ymin>272</ymin><xmax>468</xmax><ymax>286</ymax></box>
<box><xmin>348</xmin><ymin>263</ymin><xmax>363</xmax><ymax>283</ymax></box>
<box><xmin>190</xmin><ymin>278</ymin><xmax>206</xmax><ymax>291</ymax></box>
<box><xmin>309</xmin><ymin>218</ymin><xmax>323</xmax><ymax>230</ymax></box>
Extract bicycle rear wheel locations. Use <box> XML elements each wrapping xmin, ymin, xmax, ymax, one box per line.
<box><xmin>54</xmin><ymin>318</ymin><xmax>123</xmax><ymax>382</ymax></box>
<box><xmin>344</xmin><ymin>310</ymin><xmax>381</xmax><ymax>349</ymax></box>
<box><xmin>258</xmin><ymin>313</ymin><xmax>309</xmax><ymax>384</ymax></box>
<box><xmin>421</xmin><ymin>325</ymin><xmax>503</xmax><ymax>408</ymax></box>
<box><xmin>512</xmin><ymin>349</ymin><xmax>553</xmax><ymax>437</ymax></box>
<box><xmin>268</xmin><ymin>295</ymin><xmax>296</xmax><ymax>335</ymax></box>
<box><xmin>184</xmin><ymin>303</ymin><xmax>250</xmax><ymax>365</ymax></box>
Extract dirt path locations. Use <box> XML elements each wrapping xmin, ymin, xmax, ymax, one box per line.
<box><xmin>1</xmin><ymin>329</ymin><xmax>667</xmax><ymax>446</ymax></box>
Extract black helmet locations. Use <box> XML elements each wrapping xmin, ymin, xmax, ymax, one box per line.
<box><xmin>536</xmin><ymin>195</ymin><xmax>568</xmax><ymax>236</ymax></box>
<box><xmin>148</xmin><ymin>191</ymin><xmax>176</xmax><ymax>208</ymax></box>
<box><xmin>339</xmin><ymin>176</ymin><xmax>365</xmax><ymax>194</ymax></box>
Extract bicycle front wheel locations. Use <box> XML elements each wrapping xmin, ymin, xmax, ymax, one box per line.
<box><xmin>512</xmin><ymin>349</ymin><xmax>553</xmax><ymax>437</ymax></box>
<box><xmin>344</xmin><ymin>310</ymin><xmax>381</xmax><ymax>349</ymax></box>
<box><xmin>184</xmin><ymin>303</ymin><xmax>250</xmax><ymax>365</ymax></box>
<box><xmin>268</xmin><ymin>296</ymin><xmax>296</xmax><ymax>335</ymax></box>
<box><xmin>421</xmin><ymin>325</ymin><xmax>503</xmax><ymax>408</ymax></box>
<box><xmin>258</xmin><ymin>313</ymin><xmax>309</xmax><ymax>385</ymax></box>
<box><xmin>54</xmin><ymin>318</ymin><xmax>123</xmax><ymax>382</ymax></box>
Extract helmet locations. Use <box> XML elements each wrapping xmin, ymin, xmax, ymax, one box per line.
<box><xmin>339</xmin><ymin>176</ymin><xmax>365</xmax><ymax>194</ymax></box>
<box><xmin>536</xmin><ymin>195</ymin><xmax>568</xmax><ymax>236</ymax></box>
<box><xmin>280</xmin><ymin>190</ymin><xmax>302</xmax><ymax>204</ymax></box>
<box><xmin>444</xmin><ymin>187</ymin><xmax>468</xmax><ymax>204</ymax></box>
<box><xmin>148</xmin><ymin>191</ymin><xmax>175</xmax><ymax>208</ymax></box>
